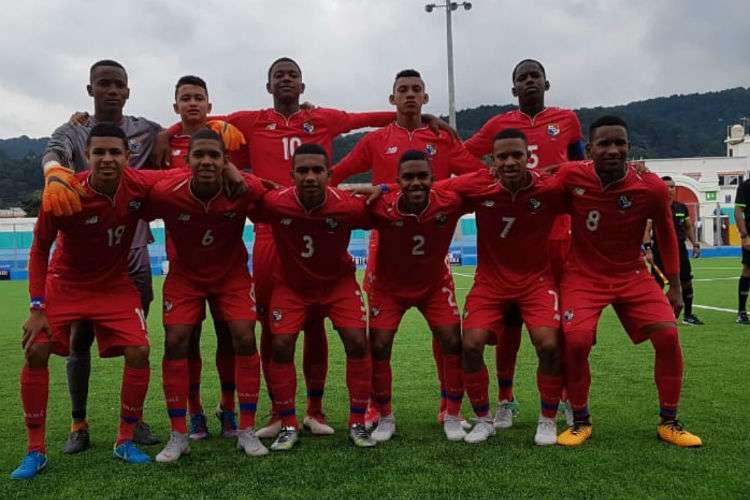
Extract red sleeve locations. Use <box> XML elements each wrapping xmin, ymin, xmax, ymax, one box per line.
<box><xmin>346</xmin><ymin>193</ymin><xmax>375</xmax><ymax>230</ymax></box>
<box><xmin>435</xmin><ymin>170</ymin><xmax>494</xmax><ymax>198</ymax></box>
<box><xmin>136</xmin><ymin>168</ymin><xmax>184</xmax><ymax>189</ymax></box>
<box><xmin>28</xmin><ymin>210</ymin><xmax>58</xmax><ymax>300</ymax></box>
<box><xmin>651</xmin><ymin>180</ymin><xmax>680</xmax><ymax>276</ymax></box>
<box><xmin>447</xmin><ymin>135</ymin><xmax>488</xmax><ymax>175</ymax></box>
<box><xmin>325</xmin><ymin>109</ymin><xmax>395</xmax><ymax>136</ymax></box>
<box><xmin>331</xmin><ymin>135</ymin><xmax>373</xmax><ymax>186</ymax></box>
<box><xmin>241</xmin><ymin>172</ymin><xmax>269</xmax><ymax>201</ymax></box>
<box><xmin>463</xmin><ymin>118</ymin><xmax>496</xmax><ymax>158</ymax></box>
<box><xmin>229</xmin><ymin>143</ymin><xmax>251</xmax><ymax>171</ymax></box>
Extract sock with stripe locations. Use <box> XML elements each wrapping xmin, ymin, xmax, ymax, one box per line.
<box><xmin>236</xmin><ymin>353</ymin><xmax>260</xmax><ymax>429</ymax></box>
<box><xmin>21</xmin><ymin>365</ymin><xmax>48</xmax><ymax>454</ymax></box>
<box><xmin>118</xmin><ymin>366</ymin><xmax>150</xmax><ymax>445</ymax></box>
<box><xmin>346</xmin><ymin>356</ymin><xmax>372</xmax><ymax>426</ymax></box>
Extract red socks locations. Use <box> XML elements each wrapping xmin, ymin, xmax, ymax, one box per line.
<box><xmin>216</xmin><ymin>354</ymin><xmax>235</xmax><ymax>411</ymax></box>
<box><xmin>442</xmin><ymin>354</ymin><xmax>464</xmax><ymax>417</ymax></box>
<box><xmin>236</xmin><ymin>353</ymin><xmax>261</xmax><ymax>429</ymax></box>
<box><xmin>187</xmin><ymin>357</ymin><xmax>203</xmax><ymax>416</ymax></box>
<box><xmin>302</xmin><ymin>318</ymin><xmax>328</xmax><ymax>417</ymax></box>
<box><xmin>118</xmin><ymin>366</ymin><xmax>150</xmax><ymax>445</ymax></box>
<box><xmin>162</xmin><ymin>359</ymin><xmax>189</xmax><ymax>433</ymax></box>
<box><xmin>346</xmin><ymin>356</ymin><xmax>372</xmax><ymax>426</ymax></box>
<box><xmin>496</xmin><ymin>324</ymin><xmax>522</xmax><ymax>402</ymax></box>
<box><xmin>537</xmin><ymin>371</ymin><xmax>563</xmax><ymax>418</ymax></box>
<box><xmin>21</xmin><ymin>365</ymin><xmax>48</xmax><ymax>454</ymax></box>
<box><xmin>371</xmin><ymin>359</ymin><xmax>392</xmax><ymax>416</ymax></box>
<box><xmin>431</xmin><ymin>336</ymin><xmax>447</xmax><ymax>412</ymax></box>
<box><xmin>464</xmin><ymin>367</ymin><xmax>490</xmax><ymax>418</ymax></box>
<box><xmin>651</xmin><ymin>327</ymin><xmax>683</xmax><ymax>419</ymax></box>
<box><xmin>268</xmin><ymin>361</ymin><xmax>298</xmax><ymax>429</ymax></box>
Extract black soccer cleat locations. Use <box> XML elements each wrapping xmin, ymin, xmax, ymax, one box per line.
<box><xmin>682</xmin><ymin>314</ymin><xmax>704</xmax><ymax>326</ymax></box>
<box><xmin>737</xmin><ymin>312</ymin><xmax>750</xmax><ymax>325</ymax></box>
<box><xmin>62</xmin><ymin>429</ymin><xmax>91</xmax><ymax>454</ymax></box>
<box><xmin>133</xmin><ymin>420</ymin><xmax>161</xmax><ymax>445</ymax></box>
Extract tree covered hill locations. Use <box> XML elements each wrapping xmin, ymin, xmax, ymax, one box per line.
<box><xmin>1</xmin><ymin>87</ymin><xmax>748</xmax><ymax>207</ymax></box>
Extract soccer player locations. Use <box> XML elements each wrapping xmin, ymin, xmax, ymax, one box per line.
<box><xmin>331</xmin><ymin>68</ymin><xmax>485</xmax><ymax>427</ymax></box>
<box><xmin>442</xmin><ymin>129</ymin><xmax>565</xmax><ymax>445</ymax></box>
<box><xmin>12</xmin><ymin>123</ymin><xmax>173</xmax><ymax>479</ymax></box>
<box><xmin>365</xmin><ymin>149</ymin><xmax>470</xmax><ymax>442</ymax></box>
<box><xmin>555</xmin><ymin>115</ymin><xmax>702</xmax><ymax>448</ymax></box>
<box><xmin>644</xmin><ymin>176</ymin><xmax>704</xmax><ymax>325</ymax></box>
<box><xmin>257</xmin><ymin>143</ymin><xmax>374</xmax><ymax>450</ymax></box>
<box><xmin>733</xmin><ymin>178</ymin><xmax>750</xmax><ymax>324</ymax></box>
<box><xmin>40</xmin><ymin>59</ymin><xmax>161</xmax><ymax>451</ymax></box>
<box><xmin>146</xmin><ymin>129</ymin><xmax>268</xmax><ymax>461</ymax></box>
<box><xmin>462</xmin><ymin>59</ymin><xmax>584</xmax><ymax>429</ymax></box>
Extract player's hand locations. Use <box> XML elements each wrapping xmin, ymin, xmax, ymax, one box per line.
<box><xmin>69</xmin><ymin>111</ymin><xmax>90</xmax><ymax>126</ymax></box>
<box><xmin>342</xmin><ymin>185</ymin><xmax>382</xmax><ymax>205</ymax></box>
<box><xmin>666</xmin><ymin>283</ymin><xmax>684</xmax><ymax>318</ymax></box>
<box><xmin>633</xmin><ymin>161</ymin><xmax>651</xmax><ymax>174</ymax></box>
<box><xmin>42</xmin><ymin>164</ymin><xmax>86</xmax><ymax>216</ymax></box>
<box><xmin>742</xmin><ymin>236</ymin><xmax>750</xmax><ymax>251</ymax></box>
<box><xmin>260</xmin><ymin>178</ymin><xmax>282</xmax><ymax>190</ymax></box>
<box><xmin>207</xmin><ymin>120</ymin><xmax>246</xmax><ymax>152</ymax></box>
<box><xmin>691</xmin><ymin>243</ymin><xmax>700</xmax><ymax>258</ymax></box>
<box><xmin>300</xmin><ymin>101</ymin><xmax>316</xmax><ymax>111</ymax></box>
<box><xmin>222</xmin><ymin>162</ymin><xmax>248</xmax><ymax>198</ymax></box>
<box><xmin>22</xmin><ymin>311</ymin><xmax>50</xmax><ymax>352</ymax></box>
<box><xmin>422</xmin><ymin>113</ymin><xmax>459</xmax><ymax>140</ymax></box>
<box><xmin>644</xmin><ymin>248</ymin><xmax>655</xmax><ymax>266</ymax></box>
<box><xmin>152</xmin><ymin>130</ymin><xmax>172</xmax><ymax>168</ymax></box>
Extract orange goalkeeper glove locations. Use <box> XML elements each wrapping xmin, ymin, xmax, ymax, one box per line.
<box><xmin>42</xmin><ymin>162</ymin><xmax>86</xmax><ymax>216</ymax></box>
<box><xmin>206</xmin><ymin>120</ymin><xmax>246</xmax><ymax>152</ymax></box>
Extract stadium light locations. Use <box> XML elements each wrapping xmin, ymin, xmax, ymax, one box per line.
<box><xmin>424</xmin><ymin>2</ymin><xmax>472</xmax><ymax>130</ymax></box>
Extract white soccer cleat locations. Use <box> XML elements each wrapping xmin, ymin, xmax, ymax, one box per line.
<box><xmin>237</xmin><ymin>427</ymin><xmax>268</xmax><ymax>457</ymax></box>
<box><xmin>464</xmin><ymin>417</ymin><xmax>495</xmax><ymax>444</ymax></box>
<box><xmin>493</xmin><ymin>399</ymin><xmax>517</xmax><ymax>429</ymax></box>
<box><xmin>371</xmin><ymin>414</ymin><xmax>396</xmax><ymax>442</ymax></box>
<box><xmin>256</xmin><ymin>418</ymin><xmax>282</xmax><ymax>439</ymax></box>
<box><xmin>559</xmin><ymin>400</ymin><xmax>574</xmax><ymax>428</ymax></box>
<box><xmin>155</xmin><ymin>431</ymin><xmax>190</xmax><ymax>463</ymax></box>
<box><xmin>303</xmin><ymin>415</ymin><xmax>335</xmax><ymax>435</ymax></box>
<box><xmin>443</xmin><ymin>415</ymin><xmax>468</xmax><ymax>442</ymax></box>
<box><xmin>534</xmin><ymin>415</ymin><xmax>558</xmax><ymax>446</ymax></box>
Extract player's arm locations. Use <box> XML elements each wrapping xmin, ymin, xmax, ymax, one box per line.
<box><xmin>330</xmin><ymin>135</ymin><xmax>373</xmax><ymax>186</ymax></box>
<box><xmin>651</xmin><ymin>183</ymin><xmax>683</xmax><ymax>315</ymax></box>
<box><xmin>23</xmin><ymin>211</ymin><xmax>57</xmax><ymax>350</ymax></box>
<box><xmin>642</xmin><ymin>219</ymin><xmax>655</xmax><ymax>265</ymax></box>
<box><xmin>462</xmin><ymin>118</ymin><xmax>495</xmax><ymax>159</ymax></box>
<box><xmin>447</xmin><ymin>135</ymin><xmax>489</xmax><ymax>175</ymax></box>
<box><xmin>683</xmin><ymin>216</ymin><xmax>700</xmax><ymax>257</ymax></box>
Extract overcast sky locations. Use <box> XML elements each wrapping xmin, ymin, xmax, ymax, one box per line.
<box><xmin>1</xmin><ymin>0</ymin><xmax>747</xmax><ymax>138</ymax></box>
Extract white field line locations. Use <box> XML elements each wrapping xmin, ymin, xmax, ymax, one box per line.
<box><xmin>693</xmin><ymin>304</ymin><xmax>736</xmax><ymax>313</ymax></box>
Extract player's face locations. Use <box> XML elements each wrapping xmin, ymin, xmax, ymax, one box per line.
<box><xmin>390</xmin><ymin>77</ymin><xmax>428</xmax><ymax>115</ymax></box>
<box><xmin>87</xmin><ymin>66</ymin><xmax>129</xmax><ymax>113</ymax></box>
<box><xmin>588</xmin><ymin>125</ymin><xmax>630</xmax><ymax>176</ymax></box>
<box><xmin>512</xmin><ymin>61</ymin><xmax>548</xmax><ymax>104</ymax></box>
<box><xmin>492</xmin><ymin>138</ymin><xmax>529</xmax><ymax>184</ymax></box>
<box><xmin>86</xmin><ymin>136</ymin><xmax>129</xmax><ymax>184</ymax></box>
<box><xmin>292</xmin><ymin>154</ymin><xmax>330</xmax><ymax>197</ymax></box>
<box><xmin>267</xmin><ymin>61</ymin><xmax>304</xmax><ymax>100</ymax></box>
<box><xmin>397</xmin><ymin>160</ymin><xmax>433</xmax><ymax>206</ymax></box>
<box><xmin>665</xmin><ymin>180</ymin><xmax>676</xmax><ymax>201</ymax></box>
<box><xmin>188</xmin><ymin>138</ymin><xmax>226</xmax><ymax>184</ymax></box>
<box><xmin>174</xmin><ymin>84</ymin><xmax>212</xmax><ymax>123</ymax></box>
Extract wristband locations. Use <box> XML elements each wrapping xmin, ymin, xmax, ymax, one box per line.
<box><xmin>378</xmin><ymin>183</ymin><xmax>390</xmax><ymax>194</ymax></box>
<box><xmin>43</xmin><ymin>160</ymin><xmax>63</xmax><ymax>175</ymax></box>
<box><xmin>30</xmin><ymin>297</ymin><xmax>46</xmax><ymax>311</ymax></box>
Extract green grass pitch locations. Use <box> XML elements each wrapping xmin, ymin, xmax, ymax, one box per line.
<box><xmin>0</xmin><ymin>258</ymin><xmax>748</xmax><ymax>498</ymax></box>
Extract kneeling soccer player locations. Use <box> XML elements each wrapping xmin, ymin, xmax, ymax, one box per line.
<box><xmin>13</xmin><ymin>123</ymin><xmax>175</xmax><ymax>479</ymax></box>
<box><xmin>555</xmin><ymin>116</ymin><xmax>702</xmax><ymax>448</ymax></box>
<box><xmin>144</xmin><ymin>128</ymin><xmax>268</xmax><ymax>461</ymax></box>
<box><xmin>366</xmin><ymin>150</ymin><xmax>468</xmax><ymax>442</ymax></box>
<box><xmin>445</xmin><ymin>129</ymin><xmax>565</xmax><ymax>445</ymax></box>
<box><xmin>258</xmin><ymin>143</ymin><xmax>374</xmax><ymax>450</ymax></box>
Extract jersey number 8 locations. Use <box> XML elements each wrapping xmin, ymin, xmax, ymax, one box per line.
<box><xmin>585</xmin><ymin>210</ymin><xmax>601</xmax><ymax>231</ymax></box>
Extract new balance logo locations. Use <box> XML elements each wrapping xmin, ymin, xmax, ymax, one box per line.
<box><xmin>177</xmin><ymin>213</ymin><xmax>191</xmax><ymax>221</ymax></box>
<box><xmin>84</xmin><ymin>216</ymin><xmax>98</xmax><ymax>225</ymax></box>
<box><xmin>385</xmin><ymin>146</ymin><xmax>398</xmax><ymax>155</ymax></box>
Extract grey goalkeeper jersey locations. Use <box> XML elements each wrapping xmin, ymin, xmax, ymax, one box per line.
<box><xmin>44</xmin><ymin>115</ymin><xmax>162</xmax><ymax>249</ymax></box>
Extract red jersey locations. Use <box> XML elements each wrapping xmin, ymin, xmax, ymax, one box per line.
<box><xmin>169</xmin><ymin>129</ymin><xmax>250</xmax><ymax>171</ymax></box>
<box><xmin>557</xmin><ymin>161</ymin><xmax>679</xmax><ymax>279</ymax></box>
<box><xmin>143</xmin><ymin>172</ymin><xmax>266</xmax><ymax>286</ymax></box>
<box><xmin>443</xmin><ymin>169</ymin><xmax>566</xmax><ymax>294</ymax></box>
<box><xmin>330</xmin><ymin>122</ymin><xmax>485</xmax><ymax>186</ymax></box>
<box><xmin>259</xmin><ymin>186</ymin><xmax>372</xmax><ymax>290</ymax></box>
<box><xmin>29</xmin><ymin>168</ymin><xmax>172</xmax><ymax>300</ymax></box>
<box><xmin>368</xmin><ymin>187</ymin><xmax>468</xmax><ymax>300</ymax></box>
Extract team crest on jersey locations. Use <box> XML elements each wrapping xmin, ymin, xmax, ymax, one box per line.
<box><xmin>272</xmin><ymin>309</ymin><xmax>282</xmax><ymax>321</ymax></box>
<box><xmin>223</xmin><ymin>211</ymin><xmax>237</xmax><ymax>219</ymax></box>
<box><xmin>128</xmin><ymin>138</ymin><xmax>142</xmax><ymax>155</ymax></box>
<box><xmin>371</xmin><ymin>307</ymin><xmax>380</xmax><ymax>318</ymax></box>
<box><xmin>266</xmin><ymin>123</ymin><xmax>277</xmax><ymax>131</ymax></box>
<box><xmin>84</xmin><ymin>215</ymin><xmax>99</xmax><ymax>225</ymax></box>
<box><xmin>177</xmin><ymin>213</ymin><xmax>191</xmax><ymax>222</ymax></box>
<box><xmin>482</xmin><ymin>200</ymin><xmax>495</xmax><ymax>208</ymax></box>
<box><xmin>164</xmin><ymin>300</ymin><xmax>173</xmax><ymax>313</ymax></box>
<box><xmin>303</xmin><ymin>122</ymin><xmax>315</xmax><ymax>134</ymax></box>
<box><xmin>618</xmin><ymin>195</ymin><xmax>633</xmax><ymax>210</ymax></box>
<box><xmin>574</xmin><ymin>187</ymin><xmax>586</xmax><ymax>196</ymax></box>
<box><xmin>280</xmin><ymin>218</ymin><xmax>293</xmax><ymax>225</ymax></box>
<box><xmin>128</xmin><ymin>200</ymin><xmax>142</xmax><ymax>211</ymax></box>
<box><xmin>172</xmin><ymin>149</ymin><xmax>182</xmax><ymax>156</ymax></box>
<box><xmin>528</xmin><ymin>198</ymin><xmax>541</xmax><ymax>210</ymax></box>
<box><xmin>547</xmin><ymin>124</ymin><xmax>560</xmax><ymax>137</ymax></box>
<box><xmin>435</xmin><ymin>213</ymin><xmax>447</xmax><ymax>226</ymax></box>
<box><xmin>563</xmin><ymin>309</ymin><xmax>574</xmax><ymax>322</ymax></box>
<box><xmin>385</xmin><ymin>146</ymin><xmax>398</xmax><ymax>155</ymax></box>
<box><xmin>424</xmin><ymin>144</ymin><xmax>437</xmax><ymax>156</ymax></box>
<box><xmin>391</xmin><ymin>219</ymin><xmax>404</xmax><ymax>227</ymax></box>
<box><xmin>325</xmin><ymin>217</ymin><xmax>339</xmax><ymax>230</ymax></box>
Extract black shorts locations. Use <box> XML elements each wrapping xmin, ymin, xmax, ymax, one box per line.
<box><xmin>653</xmin><ymin>243</ymin><xmax>692</xmax><ymax>285</ymax></box>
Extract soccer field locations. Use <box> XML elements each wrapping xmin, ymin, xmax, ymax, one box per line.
<box><xmin>0</xmin><ymin>258</ymin><xmax>748</xmax><ymax>498</ymax></box>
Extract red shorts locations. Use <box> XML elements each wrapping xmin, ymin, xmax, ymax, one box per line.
<box><xmin>368</xmin><ymin>275</ymin><xmax>460</xmax><ymax>330</ymax></box>
<box><xmin>463</xmin><ymin>277</ymin><xmax>561</xmax><ymax>331</ymax></box>
<box><xmin>270</xmin><ymin>274</ymin><xmax>366</xmax><ymax>334</ymax></box>
<box><xmin>38</xmin><ymin>276</ymin><xmax>148</xmax><ymax>357</ymax></box>
<box><xmin>163</xmin><ymin>269</ymin><xmax>256</xmax><ymax>325</ymax></box>
<box><xmin>560</xmin><ymin>269</ymin><xmax>676</xmax><ymax>344</ymax></box>
<box><xmin>251</xmin><ymin>228</ymin><xmax>281</xmax><ymax>318</ymax></box>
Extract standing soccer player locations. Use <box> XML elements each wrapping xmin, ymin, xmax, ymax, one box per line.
<box><xmin>12</xmin><ymin>123</ymin><xmax>172</xmax><ymax>479</ymax></box>
<box><xmin>444</xmin><ymin>129</ymin><xmax>565</xmax><ymax>445</ymax></box>
<box><xmin>644</xmin><ymin>176</ymin><xmax>704</xmax><ymax>325</ymax></box>
<box><xmin>258</xmin><ymin>143</ymin><xmax>375</xmax><ymax>450</ymax></box>
<box><xmin>556</xmin><ymin>116</ymin><xmax>702</xmax><ymax>448</ymax></box>
<box><xmin>331</xmin><ymin>69</ymin><xmax>485</xmax><ymax>426</ymax></box>
<box><xmin>146</xmin><ymin>129</ymin><xmax>268</xmax><ymax>461</ymax></box>
<box><xmin>40</xmin><ymin>60</ymin><xmax>161</xmax><ymax>451</ymax></box>
<box><xmin>365</xmin><ymin>150</ymin><xmax>470</xmax><ymax>442</ymax></box>
<box><xmin>462</xmin><ymin>59</ymin><xmax>584</xmax><ymax>428</ymax></box>
<box><xmin>733</xmin><ymin>178</ymin><xmax>750</xmax><ymax>324</ymax></box>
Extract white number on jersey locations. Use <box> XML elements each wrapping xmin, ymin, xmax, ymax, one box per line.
<box><xmin>500</xmin><ymin>217</ymin><xmax>516</xmax><ymax>238</ymax></box>
<box><xmin>442</xmin><ymin>286</ymin><xmax>457</xmax><ymax>308</ymax></box>
<box><xmin>282</xmin><ymin>137</ymin><xmax>302</xmax><ymax>160</ymax></box>
<box><xmin>106</xmin><ymin>225</ymin><xmax>126</xmax><ymax>247</ymax></box>
<box><xmin>527</xmin><ymin>144</ymin><xmax>540</xmax><ymax>169</ymax></box>
<box><xmin>585</xmin><ymin>210</ymin><xmax>601</xmax><ymax>231</ymax></box>
<box><xmin>301</xmin><ymin>235</ymin><xmax>314</xmax><ymax>258</ymax></box>
<box><xmin>547</xmin><ymin>289</ymin><xmax>559</xmax><ymax>312</ymax></box>
<box><xmin>201</xmin><ymin>229</ymin><xmax>215</xmax><ymax>246</ymax></box>
<box><xmin>134</xmin><ymin>307</ymin><xmax>146</xmax><ymax>331</ymax></box>
<box><xmin>412</xmin><ymin>235</ymin><xmax>426</xmax><ymax>255</ymax></box>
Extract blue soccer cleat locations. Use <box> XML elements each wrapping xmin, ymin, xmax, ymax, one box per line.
<box><xmin>113</xmin><ymin>441</ymin><xmax>151</xmax><ymax>464</ymax></box>
<box><xmin>10</xmin><ymin>451</ymin><xmax>48</xmax><ymax>480</ymax></box>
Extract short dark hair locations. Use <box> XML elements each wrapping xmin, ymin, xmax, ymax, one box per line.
<box><xmin>398</xmin><ymin>149</ymin><xmax>430</xmax><ymax>170</ymax></box>
<box><xmin>589</xmin><ymin>115</ymin><xmax>629</xmax><ymax>139</ymax></box>
<box><xmin>512</xmin><ymin>59</ymin><xmax>545</xmax><ymax>81</ymax></box>
<box><xmin>189</xmin><ymin>128</ymin><xmax>224</xmax><ymax>153</ymax></box>
<box><xmin>293</xmin><ymin>143</ymin><xmax>328</xmax><ymax>167</ymax></box>
<box><xmin>268</xmin><ymin>57</ymin><xmax>301</xmax><ymax>81</ymax></box>
<box><xmin>86</xmin><ymin>122</ymin><xmax>128</xmax><ymax>149</ymax></box>
<box><xmin>493</xmin><ymin>128</ymin><xmax>528</xmax><ymax>145</ymax></box>
<box><xmin>90</xmin><ymin>59</ymin><xmax>127</xmax><ymax>77</ymax></box>
<box><xmin>175</xmin><ymin>75</ymin><xmax>208</xmax><ymax>98</ymax></box>
<box><xmin>396</xmin><ymin>69</ymin><xmax>421</xmax><ymax>80</ymax></box>
<box><xmin>661</xmin><ymin>175</ymin><xmax>674</xmax><ymax>182</ymax></box>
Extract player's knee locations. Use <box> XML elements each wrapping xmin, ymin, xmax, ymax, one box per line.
<box><xmin>271</xmin><ymin>336</ymin><xmax>296</xmax><ymax>363</ymax></box>
<box><xmin>164</xmin><ymin>329</ymin><xmax>191</xmax><ymax>357</ymax></box>
<box><xmin>646</xmin><ymin>324</ymin><xmax>679</xmax><ymax>347</ymax></box>
<box><xmin>25</xmin><ymin>344</ymin><xmax>51</xmax><ymax>368</ymax></box>
<box><xmin>564</xmin><ymin>330</ymin><xmax>594</xmax><ymax>356</ymax></box>
<box><xmin>124</xmin><ymin>345</ymin><xmax>150</xmax><ymax>368</ymax></box>
<box><xmin>345</xmin><ymin>335</ymin><xmax>368</xmax><ymax>359</ymax></box>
